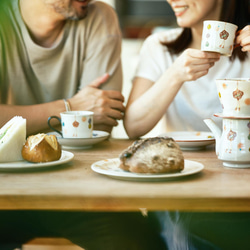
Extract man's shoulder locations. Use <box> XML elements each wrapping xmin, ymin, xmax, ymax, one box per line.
<box><xmin>90</xmin><ymin>1</ymin><xmax>114</xmax><ymax>9</ymax></box>
<box><xmin>73</xmin><ymin>1</ymin><xmax>120</xmax><ymax>37</ymax></box>
<box><xmin>88</xmin><ymin>1</ymin><xmax>117</xmax><ymax>18</ymax></box>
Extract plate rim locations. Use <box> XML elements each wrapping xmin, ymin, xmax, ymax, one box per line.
<box><xmin>159</xmin><ymin>131</ymin><xmax>215</xmax><ymax>143</ymax></box>
<box><xmin>91</xmin><ymin>158</ymin><xmax>204</xmax><ymax>180</ymax></box>
<box><xmin>0</xmin><ymin>150</ymin><xmax>74</xmax><ymax>170</ymax></box>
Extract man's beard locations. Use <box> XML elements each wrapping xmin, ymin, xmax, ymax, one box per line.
<box><xmin>44</xmin><ymin>1</ymin><xmax>89</xmax><ymax>20</ymax></box>
<box><xmin>65</xmin><ymin>7</ymin><xmax>88</xmax><ymax>20</ymax></box>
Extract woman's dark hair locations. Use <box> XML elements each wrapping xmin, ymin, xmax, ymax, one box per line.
<box><xmin>162</xmin><ymin>0</ymin><xmax>250</xmax><ymax>61</ymax></box>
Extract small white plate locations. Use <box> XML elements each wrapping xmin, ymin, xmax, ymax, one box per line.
<box><xmin>0</xmin><ymin>150</ymin><xmax>74</xmax><ymax>171</ymax></box>
<box><xmin>48</xmin><ymin>130</ymin><xmax>109</xmax><ymax>149</ymax></box>
<box><xmin>159</xmin><ymin>131</ymin><xmax>215</xmax><ymax>151</ymax></box>
<box><xmin>91</xmin><ymin>158</ymin><xmax>204</xmax><ymax>182</ymax></box>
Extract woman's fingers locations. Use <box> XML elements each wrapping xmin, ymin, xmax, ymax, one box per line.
<box><xmin>177</xmin><ymin>49</ymin><xmax>219</xmax><ymax>81</ymax></box>
<box><xmin>236</xmin><ymin>25</ymin><xmax>250</xmax><ymax>52</ymax></box>
<box><xmin>187</xmin><ymin>49</ymin><xmax>220</xmax><ymax>60</ymax></box>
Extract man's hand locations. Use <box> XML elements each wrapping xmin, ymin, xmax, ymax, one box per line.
<box><xmin>68</xmin><ymin>73</ymin><xmax>125</xmax><ymax>132</ymax></box>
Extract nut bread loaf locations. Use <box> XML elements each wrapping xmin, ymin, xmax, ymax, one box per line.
<box><xmin>119</xmin><ymin>137</ymin><xmax>184</xmax><ymax>173</ymax></box>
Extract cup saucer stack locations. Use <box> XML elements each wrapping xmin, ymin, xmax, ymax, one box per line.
<box><xmin>214</xmin><ymin>78</ymin><xmax>250</xmax><ymax>168</ymax></box>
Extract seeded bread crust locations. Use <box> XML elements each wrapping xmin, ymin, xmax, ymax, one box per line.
<box><xmin>119</xmin><ymin>137</ymin><xmax>184</xmax><ymax>173</ymax></box>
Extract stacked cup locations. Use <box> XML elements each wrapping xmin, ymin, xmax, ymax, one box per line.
<box><xmin>216</xmin><ymin>79</ymin><xmax>250</xmax><ymax>117</ymax></box>
<box><xmin>205</xmin><ymin>79</ymin><xmax>250</xmax><ymax>168</ymax></box>
<box><xmin>201</xmin><ymin>20</ymin><xmax>250</xmax><ymax>168</ymax></box>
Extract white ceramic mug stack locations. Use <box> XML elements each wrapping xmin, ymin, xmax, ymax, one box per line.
<box><xmin>205</xmin><ymin>78</ymin><xmax>250</xmax><ymax>168</ymax></box>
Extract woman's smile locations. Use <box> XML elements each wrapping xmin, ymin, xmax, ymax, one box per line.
<box><xmin>172</xmin><ymin>5</ymin><xmax>189</xmax><ymax>17</ymax></box>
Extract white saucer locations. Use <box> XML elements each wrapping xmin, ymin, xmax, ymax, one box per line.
<box><xmin>214</xmin><ymin>113</ymin><xmax>250</xmax><ymax>119</ymax></box>
<box><xmin>222</xmin><ymin>161</ymin><xmax>250</xmax><ymax>168</ymax></box>
<box><xmin>48</xmin><ymin>130</ymin><xmax>109</xmax><ymax>149</ymax></box>
<box><xmin>91</xmin><ymin>158</ymin><xmax>204</xmax><ymax>182</ymax></box>
<box><xmin>158</xmin><ymin>131</ymin><xmax>215</xmax><ymax>151</ymax></box>
<box><xmin>0</xmin><ymin>150</ymin><xmax>74</xmax><ymax>171</ymax></box>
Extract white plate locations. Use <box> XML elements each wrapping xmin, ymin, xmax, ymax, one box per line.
<box><xmin>91</xmin><ymin>158</ymin><xmax>204</xmax><ymax>181</ymax></box>
<box><xmin>48</xmin><ymin>130</ymin><xmax>109</xmax><ymax>149</ymax></box>
<box><xmin>0</xmin><ymin>150</ymin><xmax>74</xmax><ymax>171</ymax></box>
<box><xmin>159</xmin><ymin>131</ymin><xmax>215</xmax><ymax>151</ymax></box>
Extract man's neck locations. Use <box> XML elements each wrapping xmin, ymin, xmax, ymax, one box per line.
<box><xmin>19</xmin><ymin>0</ymin><xmax>66</xmax><ymax>48</ymax></box>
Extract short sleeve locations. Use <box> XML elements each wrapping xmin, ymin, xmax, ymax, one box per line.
<box><xmin>134</xmin><ymin>35</ymin><xmax>166</xmax><ymax>83</ymax></box>
<box><xmin>134</xmin><ymin>28</ymin><xmax>183</xmax><ymax>83</ymax></box>
<box><xmin>79</xmin><ymin>2</ymin><xmax>122</xmax><ymax>92</ymax></box>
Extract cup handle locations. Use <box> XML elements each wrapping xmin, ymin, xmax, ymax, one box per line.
<box><xmin>234</xmin><ymin>29</ymin><xmax>242</xmax><ymax>49</ymax></box>
<box><xmin>47</xmin><ymin>116</ymin><xmax>63</xmax><ymax>137</ymax></box>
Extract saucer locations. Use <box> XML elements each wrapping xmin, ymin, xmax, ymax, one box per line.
<box><xmin>159</xmin><ymin>131</ymin><xmax>215</xmax><ymax>151</ymax></box>
<box><xmin>48</xmin><ymin>130</ymin><xmax>109</xmax><ymax>149</ymax></box>
<box><xmin>214</xmin><ymin>113</ymin><xmax>250</xmax><ymax>119</ymax></box>
<box><xmin>221</xmin><ymin>160</ymin><xmax>250</xmax><ymax>169</ymax></box>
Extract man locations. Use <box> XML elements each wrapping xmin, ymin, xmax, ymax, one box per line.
<box><xmin>0</xmin><ymin>1</ymin><xmax>166</xmax><ymax>249</ymax></box>
<box><xmin>0</xmin><ymin>0</ymin><xmax>125</xmax><ymax>134</ymax></box>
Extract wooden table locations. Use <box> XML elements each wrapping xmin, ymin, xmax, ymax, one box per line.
<box><xmin>1</xmin><ymin>139</ymin><xmax>250</xmax><ymax>212</ymax></box>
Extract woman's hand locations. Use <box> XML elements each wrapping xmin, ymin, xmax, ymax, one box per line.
<box><xmin>170</xmin><ymin>49</ymin><xmax>220</xmax><ymax>84</ymax></box>
<box><xmin>68</xmin><ymin>73</ymin><xmax>125</xmax><ymax>132</ymax></box>
<box><xmin>236</xmin><ymin>25</ymin><xmax>250</xmax><ymax>52</ymax></box>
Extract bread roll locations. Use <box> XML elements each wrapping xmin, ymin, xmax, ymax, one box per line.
<box><xmin>22</xmin><ymin>133</ymin><xmax>61</xmax><ymax>163</ymax></box>
<box><xmin>119</xmin><ymin>137</ymin><xmax>184</xmax><ymax>173</ymax></box>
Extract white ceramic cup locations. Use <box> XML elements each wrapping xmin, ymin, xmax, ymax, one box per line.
<box><xmin>216</xmin><ymin>78</ymin><xmax>250</xmax><ymax>117</ymax></box>
<box><xmin>201</xmin><ymin>20</ymin><xmax>238</xmax><ymax>56</ymax></box>
<box><xmin>48</xmin><ymin>111</ymin><xmax>94</xmax><ymax>138</ymax></box>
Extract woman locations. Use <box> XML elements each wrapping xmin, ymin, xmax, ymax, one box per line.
<box><xmin>124</xmin><ymin>0</ymin><xmax>250</xmax><ymax>139</ymax></box>
<box><xmin>124</xmin><ymin>0</ymin><xmax>250</xmax><ymax>249</ymax></box>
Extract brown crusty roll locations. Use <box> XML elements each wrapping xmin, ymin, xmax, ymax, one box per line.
<box><xmin>119</xmin><ymin>137</ymin><xmax>184</xmax><ymax>173</ymax></box>
<box><xmin>22</xmin><ymin>133</ymin><xmax>61</xmax><ymax>163</ymax></box>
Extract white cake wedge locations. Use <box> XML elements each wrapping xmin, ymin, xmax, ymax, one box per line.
<box><xmin>0</xmin><ymin>116</ymin><xmax>26</xmax><ymax>162</ymax></box>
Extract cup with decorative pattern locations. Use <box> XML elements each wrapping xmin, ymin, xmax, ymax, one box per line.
<box><xmin>216</xmin><ymin>78</ymin><xmax>250</xmax><ymax>117</ymax></box>
<box><xmin>48</xmin><ymin>111</ymin><xmax>94</xmax><ymax>138</ymax></box>
<box><xmin>204</xmin><ymin>116</ymin><xmax>250</xmax><ymax>168</ymax></box>
<box><xmin>201</xmin><ymin>20</ymin><xmax>238</xmax><ymax>56</ymax></box>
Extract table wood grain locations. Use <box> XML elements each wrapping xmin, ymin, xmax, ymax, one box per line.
<box><xmin>1</xmin><ymin>139</ymin><xmax>250</xmax><ymax>212</ymax></box>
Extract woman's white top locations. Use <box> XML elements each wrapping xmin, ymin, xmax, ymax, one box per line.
<box><xmin>135</xmin><ymin>28</ymin><xmax>250</xmax><ymax>134</ymax></box>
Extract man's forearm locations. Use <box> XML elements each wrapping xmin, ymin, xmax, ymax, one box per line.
<box><xmin>0</xmin><ymin>100</ymin><xmax>65</xmax><ymax>135</ymax></box>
